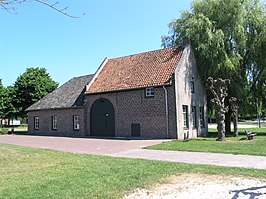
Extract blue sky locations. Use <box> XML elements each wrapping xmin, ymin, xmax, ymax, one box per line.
<box><xmin>0</xmin><ymin>0</ymin><xmax>191</xmax><ymax>87</ymax></box>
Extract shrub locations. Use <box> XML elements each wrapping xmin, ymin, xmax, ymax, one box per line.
<box><xmin>0</xmin><ymin>128</ymin><xmax>9</xmax><ymax>135</ymax></box>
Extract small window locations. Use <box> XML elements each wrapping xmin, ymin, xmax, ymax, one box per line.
<box><xmin>191</xmin><ymin>81</ymin><xmax>195</xmax><ymax>93</ymax></box>
<box><xmin>34</xmin><ymin>116</ymin><xmax>39</xmax><ymax>130</ymax></box>
<box><xmin>182</xmin><ymin>105</ymin><xmax>189</xmax><ymax>128</ymax></box>
<box><xmin>52</xmin><ymin>116</ymin><xmax>58</xmax><ymax>130</ymax></box>
<box><xmin>200</xmin><ymin>107</ymin><xmax>205</xmax><ymax>128</ymax></box>
<box><xmin>145</xmin><ymin>87</ymin><xmax>154</xmax><ymax>98</ymax></box>
<box><xmin>73</xmin><ymin>115</ymin><xmax>80</xmax><ymax>130</ymax></box>
<box><xmin>191</xmin><ymin>106</ymin><xmax>197</xmax><ymax>128</ymax></box>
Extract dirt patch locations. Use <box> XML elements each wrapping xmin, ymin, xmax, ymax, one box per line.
<box><xmin>124</xmin><ymin>173</ymin><xmax>266</xmax><ymax>199</ymax></box>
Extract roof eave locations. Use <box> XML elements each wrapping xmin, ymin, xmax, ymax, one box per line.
<box><xmin>26</xmin><ymin>106</ymin><xmax>84</xmax><ymax>112</ymax></box>
<box><xmin>85</xmin><ymin>82</ymin><xmax>172</xmax><ymax>95</ymax></box>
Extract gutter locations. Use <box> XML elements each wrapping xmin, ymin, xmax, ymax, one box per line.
<box><xmin>163</xmin><ymin>86</ymin><xmax>169</xmax><ymax>138</ymax></box>
<box><xmin>86</xmin><ymin>82</ymin><xmax>172</xmax><ymax>96</ymax></box>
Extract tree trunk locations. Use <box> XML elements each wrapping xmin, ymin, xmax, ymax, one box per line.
<box><xmin>233</xmin><ymin>113</ymin><xmax>238</xmax><ymax>137</ymax></box>
<box><xmin>207</xmin><ymin>77</ymin><xmax>230</xmax><ymax>142</ymax></box>
<box><xmin>225</xmin><ymin>112</ymin><xmax>231</xmax><ymax>135</ymax></box>
<box><xmin>216</xmin><ymin>110</ymin><xmax>226</xmax><ymax>141</ymax></box>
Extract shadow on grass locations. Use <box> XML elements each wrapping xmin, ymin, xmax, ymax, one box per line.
<box><xmin>255</xmin><ymin>132</ymin><xmax>266</xmax><ymax>136</ymax></box>
<box><xmin>182</xmin><ymin>139</ymin><xmax>209</xmax><ymax>143</ymax></box>
<box><xmin>206</xmin><ymin>132</ymin><xmax>219</xmax><ymax>138</ymax></box>
<box><xmin>12</xmin><ymin>131</ymin><xmax>28</xmax><ymax>135</ymax></box>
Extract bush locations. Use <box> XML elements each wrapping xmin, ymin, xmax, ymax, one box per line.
<box><xmin>0</xmin><ymin>128</ymin><xmax>9</xmax><ymax>135</ymax></box>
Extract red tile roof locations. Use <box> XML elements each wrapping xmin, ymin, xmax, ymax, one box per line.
<box><xmin>87</xmin><ymin>46</ymin><xmax>184</xmax><ymax>94</ymax></box>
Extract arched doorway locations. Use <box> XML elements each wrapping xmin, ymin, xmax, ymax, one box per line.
<box><xmin>90</xmin><ymin>98</ymin><xmax>115</xmax><ymax>137</ymax></box>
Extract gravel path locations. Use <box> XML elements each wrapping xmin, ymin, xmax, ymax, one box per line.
<box><xmin>124</xmin><ymin>173</ymin><xmax>266</xmax><ymax>199</ymax></box>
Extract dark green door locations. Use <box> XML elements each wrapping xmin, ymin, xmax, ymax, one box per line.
<box><xmin>131</xmin><ymin>123</ymin><xmax>140</xmax><ymax>137</ymax></box>
<box><xmin>90</xmin><ymin>98</ymin><xmax>115</xmax><ymax>137</ymax></box>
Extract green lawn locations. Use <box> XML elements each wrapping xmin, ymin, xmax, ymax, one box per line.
<box><xmin>1</xmin><ymin>143</ymin><xmax>266</xmax><ymax>199</ymax></box>
<box><xmin>145</xmin><ymin>128</ymin><xmax>266</xmax><ymax>156</ymax></box>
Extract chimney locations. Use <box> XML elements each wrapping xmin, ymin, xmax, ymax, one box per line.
<box><xmin>182</xmin><ymin>37</ymin><xmax>191</xmax><ymax>46</ymax></box>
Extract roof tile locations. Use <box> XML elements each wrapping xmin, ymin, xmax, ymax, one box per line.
<box><xmin>27</xmin><ymin>74</ymin><xmax>94</xmax><ymax>111</ymax></box>
<box><xmin>87</xmin><ymin>46</ymin><xmax>183</xmax><ymax>94</ymax></box>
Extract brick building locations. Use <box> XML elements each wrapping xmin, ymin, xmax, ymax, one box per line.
<box><xmin>27</xmin><ymin>43</ymin><xmax>208</xmax><ymax>139</ymax></box>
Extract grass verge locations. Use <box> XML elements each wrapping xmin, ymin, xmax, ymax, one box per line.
<box><xmin>0</xmin><ymin>143</ymin><xmax>266</xmax><ymax>199</ymax></box>
<box><xmin>145</xmin><ymin>128</ymin><xmax>266</xmax><ymax>156</ymax></box>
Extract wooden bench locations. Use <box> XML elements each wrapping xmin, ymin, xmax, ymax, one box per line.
<box><xmin>245</xmin><ymin>130</ymin><xmax>256</xmax><ymax>140</ymax></box>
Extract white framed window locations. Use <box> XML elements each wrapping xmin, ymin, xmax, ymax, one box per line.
<box><xmin>34</xmin><ymin>116</ymin><xmax>39</xmax><ymax>130</ymax></box>
<box><xmin>200</xmin><ymin>107</ymin><xmax>205</xmax><ymax>128</ymax></box>
<box><xmin>182</xmin><ymin>105</ymin><xmax>189</xmax><ymax>128</ymax></box>
<box><xmin>191</xmin><ymin>106</ymin><xmax>197</xmax><ymax>128</ymax></box>
<box><xmin>145</xmin><ymin>87</ymin><xmax>154</xmax><ymax>98</ymax></box>
<box><xmin>52</xmin><ymin>116</ymin><xmax>58</xmax><ymax>130</ymax></box>
<box><xmin>73</xmin><ymin>115</ymin><xmax>80</xmax><ymax>130</ymax></box>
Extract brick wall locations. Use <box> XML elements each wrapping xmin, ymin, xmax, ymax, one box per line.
<box><xmin>85</xmin><ymin>85</ymin><xmax>177</xmax><ymax>139</ymax></box>
<box><xmin>28</xmin><ymin>107</ymin><xmax>85</xmax><ymax>137</ymax></box>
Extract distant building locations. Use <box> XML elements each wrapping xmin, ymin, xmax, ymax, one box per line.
<box><xmin>0</xmin><ymin>119</ymin><xmax>21</xmax><ymax>126</ymax></box>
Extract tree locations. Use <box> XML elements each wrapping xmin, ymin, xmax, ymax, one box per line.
<box><xmin>12</xmin><ymin>67</ymin><xmax>58</xmax><ymax>119</ymax></box>
<box><xmin>162</xmin><ymin>0</ymin><xmax>266</xmax><ymax>128</ymax></box>
<box><xmin>229</xmin><ymin>97</ymin><xmax>239</xmax><ymax>137</ymax></box>
<box><xmin>0</xmin><ymin>81</ymin><xmax>17</xmax><ymax>125</ymax></box>
<box><xmin>3</xmin><ymin>86</ymin><xmax>18</xmax><ymax>124</ymax></box>
<box><xmin>0</xmin><ymin>0</ymin><xmax>84</xmax><ymax>18</ymax></box>
<box><xmin>207</xmin><ymin>77</ymin><xmax>230</xmax><ymax>141</ymax></box>
<box><xmin>0</xmin><ymin>79</ymin><xmax>5</xmax><ymax>119</ymax></box>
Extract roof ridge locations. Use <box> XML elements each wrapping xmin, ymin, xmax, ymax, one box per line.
<box><xmin>108</xmin><ymin>46</ymin><xmax>181</xmax><ymax>60</ymax></box>
<box><xmin>71</xmin><ymin>74</ymin><xmax>94</xmax><ymax>80</ymax></box>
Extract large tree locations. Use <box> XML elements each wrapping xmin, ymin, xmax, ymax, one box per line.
<box><xmin>162</xmin><ymin>0</ymin><xmax>266</xmax><ymax>133</ymax></box>
<box><xmin>12</xmin><ymin>67</ymin><xmax>58</xmax><ymax>119</ymax></box>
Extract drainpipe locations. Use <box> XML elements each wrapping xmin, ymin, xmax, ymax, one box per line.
<box><xmin>175</xmin><ymin>84</ymin><xmax>180</xmax><ymax>140</ymax></box>
<box><xmin>163</xmin><ymin>86</ymin><xmax>169</xmax><ymax>138</ymax></box>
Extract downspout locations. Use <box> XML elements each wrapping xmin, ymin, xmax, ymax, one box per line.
<box><xmin>163</xmin><ymin>86</ymin><xmax>169</xmax><ymax>138</ymax></box>
<box><xmin>175</xmin><ymin>76</ymin><xmax>180</xmax><ymax>140</ymax></box>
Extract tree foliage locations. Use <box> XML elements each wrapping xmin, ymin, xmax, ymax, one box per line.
<box><xmin>162</xmin><ymin>0</ymin><xmax>266</xmax><ymax>118</ymax></box>
<box><xmin>0</xmin><ymin>79</ymin><xmax>5</xmax><ymax>118</ymax></box>
<box><xmin>0</xmin><ymin>80</ymin><xmax>17</xmax><ymax>122</ymax></box>
<box><xmin>4</xmin><ymin>86</ymin><xmax>18</xmax><ymax>122</ymax></box>
<box><xmin>12</xmin><ymin>67</ymin><xmax>58</xmax><ymax>119</ymax></box>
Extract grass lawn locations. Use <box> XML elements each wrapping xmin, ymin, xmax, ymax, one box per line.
<box><xmin>145</xmin><ymin>128</ymin><xmax>266</xmax><ymax>156</ymax></box>
<box><xmin>0</xmin><ymin>143</ymin><xmax>266</xmax><ymax>199</ymax></box>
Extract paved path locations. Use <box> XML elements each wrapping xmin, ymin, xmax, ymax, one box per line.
<box><xmin>1</xmin><ymin>135</ymin><xmax>266</xmax><ymax>170</ymax></box>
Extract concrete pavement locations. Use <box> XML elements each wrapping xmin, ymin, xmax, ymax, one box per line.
<box><xmin>0</xmin><ymin>135</ymin><xmax>266</xmax><ymax>170</ymax></box>
<box><xmin>111</xmin><ymin>149</ymin><xmax>266</xmax><ymax>170</ymax></box>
